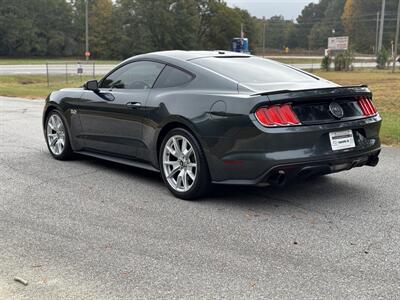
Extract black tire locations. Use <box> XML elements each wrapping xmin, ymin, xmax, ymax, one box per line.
<box><xmin>45</xmin><ymin>110</ymin><xmax>74</xmax><ymax>160</ymax></box>
<box><xmin>159</xmin><ymin>128</ymin><xmax>211</xmax><ymax>200</ymax></box>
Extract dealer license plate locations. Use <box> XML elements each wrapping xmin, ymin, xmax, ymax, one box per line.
<box><xmin>329</xmin><ymin>130</ymin><xmax>355</xmax><ymax>151</ymax></box>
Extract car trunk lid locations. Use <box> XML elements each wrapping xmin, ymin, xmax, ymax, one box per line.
<box><xmin>250</xmin><ymin>85</ymin><xmax>374</xmax><ymax>125</ymax></box>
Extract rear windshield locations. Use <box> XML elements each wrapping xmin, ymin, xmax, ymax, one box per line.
<box><xmin>191</xmin><ymin>56</ymin><xmax>317</xmax><ymax>84</ymax></box>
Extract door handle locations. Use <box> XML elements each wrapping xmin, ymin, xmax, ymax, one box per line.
<box><xmin>126</xmin><ymin>102</ymin><xmax>141</xmax><ymax>108</ymax></box>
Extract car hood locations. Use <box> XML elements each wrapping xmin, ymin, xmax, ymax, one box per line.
<box><xmin>238</xmin><ymin>80</ymin><xmax>339</xmax><ymax>94</ymax></box>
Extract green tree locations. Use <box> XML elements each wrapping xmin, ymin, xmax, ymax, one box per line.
<box><xmin>0</xmin><ymin>0</ymin><xmax>38</xmax><ymax>56</ymax></box>
<box><xmin>342</xmin><ymin>0</ymin><xmax>379</xmax><ymax>51</ymax></box>
<box><xmin>171</xmin><ymin>0</ymin><xmax>201</xmax><ymax>50</ymax></box>
<box><xmin>295</xmin><ymin>0</ymin><xmax>345</xmax><ymax>50</ymax></box>
<box><xmin>286</xmin><ymin>22</ymin><xmax>299</xmax><ymax>49</ymax></box>
<box><xmin>0</xmin><ymin>0</ymin><xmax>265</xmax><ymax>58</ymax></box>
<box><xmin>36</xmin><ymin>0</ymin><xmax>75</xmax><ymax>56</ymax></box>
<box><xmin>0</xmin><ymin>0</ymin><xmax>74</xmax><ymax>56</ymax></box>
<box><xmin>261</xmin><ymin>16</ymin><xmax>296</xmax><ymax>50</ymax></box>
<box><xmin>71</xmin><ymin>0</ymin><xmax>118</xmax><ymax>58</ymax></box>
<box><xmin>342</xmin><ymin>0</ymin><xmax>398</xmax><ymax>52</ymax></box>
<box><xmin>309</xmin><ymin>0</ymin><xmax>346</xmax><ymax>49</ymax></box>
<box><xmin>205</xmin><ymin>2</ymin><xmax>242</xmax><ymax>50</ymax></box>
<box><xmin>89</xmin><ymin>0</ymin><xmax>115</xmax><ymax>58</ymax></box>
<box><xmin>296</xmin><ymin>1</ymin><xmax>329</xmax><ymax>49</ymax></box>
<box><xmin>113</xmin><ymin>0</ymin><xmax>153</xmax><ymax>57</ymax></box>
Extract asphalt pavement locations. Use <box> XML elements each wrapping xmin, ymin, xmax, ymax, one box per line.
<box><xmin>0</xmin><ymin>96</ymin><xmax>399</xmax><ymax>299</ymax></box>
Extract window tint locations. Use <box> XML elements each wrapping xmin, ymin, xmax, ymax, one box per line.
<box><xmin>101</xmin><ymin>61</ymin><xmax>165</xmax><ymax>89</ymax></box>
<box><xmin>191</xmin><ymin>57</ymin><xmax>317</xmax><ymax>84</ymax></box>
<box><xmin>154</xmin><ymin>65</ymin><xmax>193</xmax><ymax>88</ymax></box>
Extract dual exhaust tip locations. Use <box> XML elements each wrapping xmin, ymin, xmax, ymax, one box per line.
<box><xmin>267</xmin><ymin>170</ymin><xmax>287</xmax><ymax>187</ymax></box>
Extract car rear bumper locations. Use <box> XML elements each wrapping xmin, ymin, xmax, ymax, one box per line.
<box><xmin>205</xmin><ymin>114</ymin><xmax>382</xmax><ymax>185</ymax></box>
<box><xmin>212</xmin><ymin>148</ymin><xmax>380</xmax><ymax>186</ymax></box>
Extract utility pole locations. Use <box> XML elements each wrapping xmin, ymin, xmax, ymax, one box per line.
<box><xmin>85</xmin><ymin>0</ymin><xmax>89</xmax><ymax>61</ymax></box>
<box><xmin>392</xmin><ymin>0</ymin><xmax>400</xmax><ymax>72</ymax></box>
<box><xmin>378</xmin><ymin>0</ymin><xmax>386</xmax><ymax>51</ymax></box>
<box><xmin>262</xmin><ymin>17</ymin><xmax>266</xmax><ymax>58</ymax></box>
<box><xmin>375</xmin><ymin>11</ymin><xmax>380</xmax><ymax>55</ymax></box>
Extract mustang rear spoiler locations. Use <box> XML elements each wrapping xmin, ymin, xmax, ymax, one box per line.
<box><xmin>252</xmin><ymin>85</ymin><xmax>371</xmax><ymax>104</ymax></box>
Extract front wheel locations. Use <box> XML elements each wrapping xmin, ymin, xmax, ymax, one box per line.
<box><xmin>159</xmin><ymin>128</ymin><xmax>210</xmax><ymax>200</ymax></box>
<box><xmin>45</xmin><ymin>110</ymin><xmax>73</xmax><ymax>160</ymax></box>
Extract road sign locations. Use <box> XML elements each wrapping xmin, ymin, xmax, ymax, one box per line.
<box><xmin>85</xmin><ymin>51</ymin><xmax>91</xmax><ymax>58</ymax></box>
<box><xmin>77</xmin><ymin>63</ymin><xmax>83</xmax><ymax>74</ymax></box>
<box><xmin>328</xmin><ymin>36</ymin><xmax>349</xmax><ymax>50</ymax></box>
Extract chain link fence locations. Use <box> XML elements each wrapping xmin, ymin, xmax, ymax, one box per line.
<box><xmin>45</xmin><ymin>62</ymin><xmax>113</xmax><ymax>86</ymax></box>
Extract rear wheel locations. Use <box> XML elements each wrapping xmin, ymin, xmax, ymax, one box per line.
<box><xmin>45</xmin><ymin>110</ymin><xmax>73</xmax><ymax>160</ymax></box>
<box><xmin>159</xmin><ymin>128</ymin><xmax>210</xmax><ymax>200</ymax></box>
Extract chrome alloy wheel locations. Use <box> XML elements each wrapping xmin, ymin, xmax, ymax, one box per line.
<box><xmin>46</xmin><ymin>114</ymin><xmax>66</xmax><ymax>156</ymax></box>
<box><xmin>162</xmin><ymin>135</ymin><xmax>197</xmax><ymax>192</ymax></box>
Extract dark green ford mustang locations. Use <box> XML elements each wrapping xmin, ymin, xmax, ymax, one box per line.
<box><xmin>43</xmin><ymin>51</ymin><xmax>381</xmax><ymax>199</ymax></box>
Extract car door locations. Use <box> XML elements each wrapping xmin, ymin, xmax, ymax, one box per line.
<box><xmin>78</xmin><ymin>60</ymin><xmax>165</xmax><ymax>158</ymax></box>
<box><xmin>141</xmin><ymin>65</ymin><xmax>195</xmax><ymax>163</ymax></box>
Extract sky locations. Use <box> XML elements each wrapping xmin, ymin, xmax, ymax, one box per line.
<box><xmin>225</xmin><ymin>0</ymin><xmax>319</xmax><ymax>20</ymax></box>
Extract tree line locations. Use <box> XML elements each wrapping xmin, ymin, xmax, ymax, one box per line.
<box><xmin>266</xmin><ymin>0</ymin><xmax>399</xmax><ymax>53</ymax></box>
<box><xmin>0</xmin><ymin>0</ymin><xmax>398</xmax><ymax>59</ymax></box>
<box><xmin>0</xmin><ymin>0</ymin><xmax>259</xmax><ymax>59</ymax></box>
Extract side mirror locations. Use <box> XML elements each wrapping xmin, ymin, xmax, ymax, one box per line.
<box><xmin>84</xmin><ymin>80</ymin><xmax>99</xmax><ymax>92</ymax></box>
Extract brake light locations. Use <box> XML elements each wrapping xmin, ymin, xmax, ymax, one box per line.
<box><xmin>255</xmin><ymin>104</ymin><xmax>301</xmax><ymax>127</ymax></box>
<box><xmin>358</xmin><ymin>97</ymin><xmax>377</xmax><ymax>116</ymax></box>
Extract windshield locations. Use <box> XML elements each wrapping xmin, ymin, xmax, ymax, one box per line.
<box><xmin>191</xmin><ymin>56</ymin><xmax>317</xmax><ymax>84</ymax></box>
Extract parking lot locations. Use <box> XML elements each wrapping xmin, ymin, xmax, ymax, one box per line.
<box><xmin>0</xmin><ymin>97</ymin><xmax>399</xmax><ymax>299</ymax></box>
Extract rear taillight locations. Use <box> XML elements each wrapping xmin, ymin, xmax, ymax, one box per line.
<box><xmin>358</xmin><ymin>97</ymin><xmax>377</xmax><ymax>116</ymax></box>
<box><xmin>255</xmin><ymin>104</ymin><xmax>301</xmax><ymax>127</ymax></box>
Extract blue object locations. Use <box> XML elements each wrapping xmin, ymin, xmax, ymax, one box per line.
<box><xmin>231</xmin><ymin>38</ymin><xmax>249</xmax><ymax>53</ymax></box>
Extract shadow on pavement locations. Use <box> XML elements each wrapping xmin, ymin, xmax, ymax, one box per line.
<box><xmin>73</xmin><ymin>153</ymin><xmax>367</xmax><ymax>211</ymax></box>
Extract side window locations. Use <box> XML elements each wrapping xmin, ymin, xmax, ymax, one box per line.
<box><xmin>154</xmin><ymin>65</ymin><xmax>193</xmax><ymax>88</ymax></box>
<box><xmin>101</xmin><ymin>61</ymin><xmax>165</xmax><ymax>89</ymax></box>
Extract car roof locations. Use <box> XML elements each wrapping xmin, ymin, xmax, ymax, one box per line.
<box><xmin>127</xmin><ymin>50</ymin><xmax>251</xmax><ymax>62</ymax></box>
